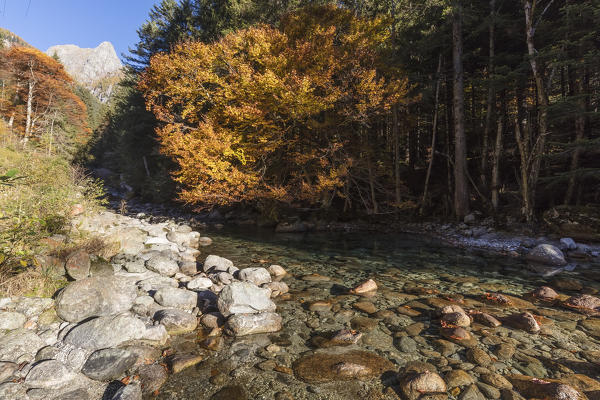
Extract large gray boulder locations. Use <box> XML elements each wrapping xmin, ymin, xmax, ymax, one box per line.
<box><xmin>0</xmin><ymin>329</ymin><xmax>45</xmax><ymax>363</ymax></box>
<box><xmin>64</xmin><ymin>314</ymin><xmax>147</xmax><ymax>350</ymax></box>
<box><xmin>203</xmin><ymin>255</ymin><xmax>234</xmax><ymax>273</ymax></box>
<box><xmin>154</xmin><ymin>309</ymin><xmax>197</xmax><ymax>335</ymax></box>
<box><xmin>25</xmin><ymin>359</ymin><xmax>76</xmax><ymax>389</ymax></box>
<box><xmin>56</xmin><ymin>276</ymin><xmax>137</xmax><ymax>323</ymax></box>
<box><xmin>225</xmin><ymin>312</ymin><xmax>282</xmax><ymax>336</ymax></box>
<box><xmin>81</xmin><ymin>348</ymin><xmax>137</xmax><ymax>381</ymax></box>
<box><xmin>145</xmin><ymin>254</ymin><xmax>179</xmax><ymax>277</ymax></box>
<box><xmin>153</xmin><ymin>287</ymin><xmax>197</xmax><ymax>310</ymax></box>
<box><xmin>526</xmin><ymin>244</ymin><xmax>567</xmax><ymax>266</ymax></box>
<box><xmin>217</xmin><ymin>282</ymin><xmax>276</xmax><ymax>317</ymax></box>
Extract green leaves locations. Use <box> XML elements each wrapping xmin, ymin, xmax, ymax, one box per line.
<box><xmin>0</xmin><ymin>169</ymin><xmax>22</xmax><ymax>186</ymax></box>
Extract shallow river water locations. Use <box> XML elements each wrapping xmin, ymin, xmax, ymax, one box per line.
<box><xmin>156</xmin><ymin>228</ymin><xmax>600</xmax><ymax>400</ymax></box>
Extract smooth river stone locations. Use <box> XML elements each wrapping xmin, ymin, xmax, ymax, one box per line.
<box><xmin>81</xmin><ymin>348</ymin><xmax>137</xmax><ymax>381</ymax></box>
<box><xmin>56</xmin><ymin>276</ymin><xmax>137</xmax><ymax>323</ymax></box>
<box><xmin>217</xmin><ymin>282</ymin><xmax>276</xmax><ymax>317</ymax></box>
<box><xmin>64</xmin><ymin>314</ymin><xmax>148</xmax><ymax>350</ymax></box>
<box><xmin>225</xmin><ymin>312</ymin><xmax>282</xmax><ymax>336</ymax></box>
<box><xmin>292</xmin><ymin>350</ymin><xmax>394</xmax><ymax>383</ymax></box>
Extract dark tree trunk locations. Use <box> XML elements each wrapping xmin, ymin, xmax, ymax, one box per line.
<box><xmin>453</xmin><ymin>1</ymin><xmax>470</xmax><ymax>219</ymax></box>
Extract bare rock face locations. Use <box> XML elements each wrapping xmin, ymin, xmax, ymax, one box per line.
<box><xmin>46</xmin><ymin>41</ymin><xmax>123</xmax><ymax>102</ymax></box>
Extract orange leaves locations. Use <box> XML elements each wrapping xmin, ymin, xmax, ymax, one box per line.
<box><xmin>0</xmin><ymin>46</ymin><xmax>90</xmax><ymax>149</ymax></box>
<box><xmin>140</xmin><ymin>5</ymin><xmax>413</xmax><ymax>210</ymax></box>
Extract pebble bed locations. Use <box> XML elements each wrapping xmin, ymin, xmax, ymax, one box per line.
<box><xmin>157</xmin><ymin>228</ymin><xmax>600</xmax><ymax>400</ymax></box>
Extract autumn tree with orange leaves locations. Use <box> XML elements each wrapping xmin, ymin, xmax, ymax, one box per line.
<box><xmin>140</xmin><ymin>5</ymin><xmax>413</xmax><ymax>212</ymax></box>
<box><xmin>0</xmin><ymin>46</ymin><xmax>90</xmax><ymax>155</ymax></box>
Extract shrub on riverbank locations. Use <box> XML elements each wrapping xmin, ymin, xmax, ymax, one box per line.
<box><xmin>0</xmin><ymin>129</ymin><xmax>105</xmax><ymax>295</ymax></box>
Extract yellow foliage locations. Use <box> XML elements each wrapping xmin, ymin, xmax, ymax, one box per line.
<box><xmin>140</xmin><ymin>5</ymin><xmax>412</xmax><ymax>209</ymax></box>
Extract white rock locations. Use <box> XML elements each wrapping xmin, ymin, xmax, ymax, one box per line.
<box><xmin>203</xmin><ymin>255</ymin><xmax>234</xmax><ymax>273</ymax></box>
<box><xmin>187</xmin><ymin>276</ymin><xmax>213</xmax><ymax>291</ymax></box>
<box><xmin>0</xmin><ymin>311</ymin><xmax>26</xmax><ymax>330</ymax></box>
<box><xmin>145</xmin><ymin>255</ymin><xmax>179</xmax><ymax>277</ymax></box>
<box><xmin>153</xmin><ymin>287</ymin><xmax>197</xmax><ymax>310</ymax></box>
<box><xmin>225</xmin><ymin>312</ymin><xmax>282</xmax><ymax>336</ymax></box>
<box><xmin>238</xmin><ymin>267</ymin><xmax>271</xmax><ymax>286</ymax></box>
<box><xmin>217</xmin><ymin>282</ymin><xmax>276</xmax><ymax>317</ymax></box>
<box><xmin>267</xmin><ymin>265</ymin><xmax>287</xmax><ymax>276</ymax></box>
<box><xmin>145</xmin><ymin>237</ymin><xmax>171</xmax><ymax>245</ymax></box>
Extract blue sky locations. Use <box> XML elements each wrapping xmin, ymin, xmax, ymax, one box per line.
<box><xmin>0</xmin><ymin>0</ymin><xmax>158</xmax><ymax>60</ymax></box>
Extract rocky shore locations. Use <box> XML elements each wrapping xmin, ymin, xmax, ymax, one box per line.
<box><xmin>0</xmin><ymin>210</ymin><xmax>286</xmax><ymax>399</ymax></box>
<box><xmin>2</xmin><ymin>207</ymin><xmax>600</xmax><ymax>399</ymax></box>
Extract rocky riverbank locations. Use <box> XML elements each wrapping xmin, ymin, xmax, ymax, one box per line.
<box><xmin>0</xmin><ymin>210</ymin><xmax>286</xmax><ymax>399</ymax></box>
<box><xmin>4</xmin><ymin>207</ymin><xmax>600</xmax><ymax>399</ymax></box>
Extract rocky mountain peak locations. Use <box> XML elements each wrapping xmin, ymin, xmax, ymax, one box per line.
<box><xmin>46</xmin><ymin>41</ymin><xmax>123</xmax><ymax>103</ymax></box>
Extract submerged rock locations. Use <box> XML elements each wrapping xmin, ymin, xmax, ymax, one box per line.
<box><xmin>292</xmin><ymin>350</ymin><xmax>394</xmax><ymax>383</ymax></box>
<box><xmin>526</xmin><ymin>244</ymin><xmax>567</xmax><ymax>266</ymax></box>
<box><xmin>471</xmin><ymin>312</ymin><xmax>501</xmax><ymax>327</ymax></box>
<box><xmin>136</xmin><ymin>364</ymin><xmax>168</xmax><ymax>396</ymax></box>
<box><xmin>528</xmin><ymin>286</ymin><xmax>559</xmax><ymax>302</ymax></box>
<box><xmin>350</xmin><ymin>279</ymin><xmax>378</xmax><ymax>294</ymax></box>
<box><xmin>504</xmin><ymin>312</ymin><xmax>540</xmax><ymax>333</ymax></box>
<box><xmin>109</xmin><ymin>381</ymin><xmax>143</xmax><ymax>400</ymax></box>
<box><xmin>564</xmin><ymin>294</ymin><xmax>600</xmax><ymax>315</ymax></box>
<box><xmin>507</xmin><ymin>375</ymin><xmax>585</xmax><ymax>400</ymax></box>
<box><xmin>399</xmin><ymin>371</ymin><xmax>447</xmax><ymax>400</ymax></box>
<box><xmin>560</xmin><ymin>237</ymin><xmax>577</xmax><ymax>250</ymax></box>
<box><xmin>441</xmin><ymin>311</ymin><xmax>471</xmax><ymax>327</ymax></box>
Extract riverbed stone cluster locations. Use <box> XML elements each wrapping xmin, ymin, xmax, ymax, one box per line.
<box><xmin>0</xmin><ymin>211</ymin><xmax>285</xmax><ymax>399</ymax></box>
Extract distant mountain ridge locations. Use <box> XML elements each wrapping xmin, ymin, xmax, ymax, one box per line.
<box><xmin>46</xmin><ymin>42</ymin><xmax>123</xmax><ymax>103</ymax></box>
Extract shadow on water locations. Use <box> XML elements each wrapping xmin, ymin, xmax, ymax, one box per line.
<box><xmin>200</xmin><ymin>225</ymin><xmax>565</xmax><ymax>292</ymax></box>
